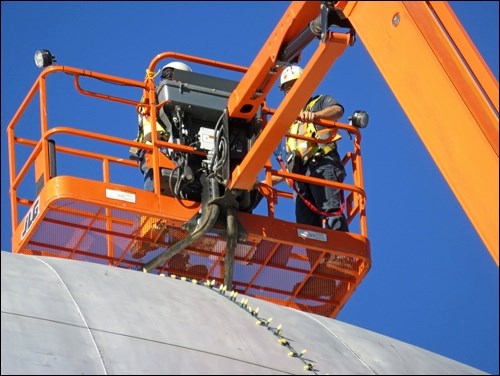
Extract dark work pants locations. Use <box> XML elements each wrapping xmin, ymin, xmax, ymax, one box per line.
<box><xmin>139</xmin><ymin>157</ymin><xmax>154</xmax><ymax>192</ymax></box>
<box><xmin>294</xmin><ymin>150</ymin><xmax>349</xmax><ymax>269</ymax></box>
<box><xmin>294</xmin><ymin>151</ymin><xmax>349</xmax><ymax>232</ymax></box>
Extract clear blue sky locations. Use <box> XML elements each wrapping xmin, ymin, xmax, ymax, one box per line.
<box><xmin>1</xmin><ymin>1</ymin><xmax>498</xmax><ymax>374</ymax></box>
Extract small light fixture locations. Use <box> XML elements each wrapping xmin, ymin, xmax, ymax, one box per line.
<box><xmin>34</xmin><ymin>49</ymin><xmax>57</xmax><ymax>68</ymax></box>
<box><xmin>349</xmin><ymin>110</ymin><xmax>369</xmax><ymax>128</ymax></box>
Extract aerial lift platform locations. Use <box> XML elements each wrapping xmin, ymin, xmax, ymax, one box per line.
<box><xmin>7</xmin><ymin>53</ymin><xmax>369</xmax><ymax>318</ymax></box>
<box><xmin>6</xmin><ymin>1</ymin><xmax>498</xmax><ymax>321</ymax></box>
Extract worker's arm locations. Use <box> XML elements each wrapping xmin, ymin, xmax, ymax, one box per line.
<box><xmin>300</xmin><ymin>103</ymin><xmax>343</xmax><ymax>122</ymax></box>
<box><xmin>266</xmin><ymin>101</ymin><xmax>344</xmax><ymax>187</ymax></box>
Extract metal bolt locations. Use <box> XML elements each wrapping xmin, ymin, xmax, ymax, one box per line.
<box><xmin>392</xmin><ymin>13</ymin><xmax>400</xmax><ymax>27</ymax></box>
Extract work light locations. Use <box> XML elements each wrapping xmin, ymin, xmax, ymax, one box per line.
<box><xmin>34</xmin><ymin>49</ymin><xmax>57</xmax><ymax>68</ymax></box>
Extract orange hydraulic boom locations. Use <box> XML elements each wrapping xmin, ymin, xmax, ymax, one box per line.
<box><xmin>228</xmin><ymin>1</ymin><xmax>499</xmax><ymax>264</ymax></box>
<box><xmin>340</xmin><ymin>1</ymin><xmax>499</xmax><ymax>264</ymax></box>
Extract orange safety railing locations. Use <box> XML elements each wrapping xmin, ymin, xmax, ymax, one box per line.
<box><xmin>6</xmin><ymin>52</ymin><xmax>370</xmax><ymax>318</ymax></box>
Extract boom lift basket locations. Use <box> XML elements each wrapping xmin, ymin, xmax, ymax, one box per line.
<box><xmin>6</xmin><ymin>52</ymin><xmax>370</xmax><ymax>318</ymax></box>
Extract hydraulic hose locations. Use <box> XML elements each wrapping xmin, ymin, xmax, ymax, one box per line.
<box><xmin>224</xmin><ymin>206</ymin><xmax>237</xmax><ymax>290</ymax></box>
<box><xmin>143</xmin><ymin>177</ymin><xmax>220</xmax><ymax>273</ymax></box>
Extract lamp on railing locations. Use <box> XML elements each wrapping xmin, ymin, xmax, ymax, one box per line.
<box><xmin>349</xmin><ymin>110</ymin><xmax>369</xmax><ymax>129</ymax></box>
<box><xmin>34</xmin><ymin>49</ymin><xmax>57</xmax><ymax>68</ymax></box>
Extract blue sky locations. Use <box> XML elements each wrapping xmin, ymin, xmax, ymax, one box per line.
<box><xmin>1</xmin><ymin>1</ymin><xmax>498</xmax><ymax>374</ymax></box>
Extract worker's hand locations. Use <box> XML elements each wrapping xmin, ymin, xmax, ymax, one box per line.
<box><xmin>300</xmin><ymin>111</ymin><xmax>317</xmax><ymax>122</ymax></box>
<box><xmin>254</xmin><ymin>175</ymin><xmax>284</xmax><ymax>188</ymax></box>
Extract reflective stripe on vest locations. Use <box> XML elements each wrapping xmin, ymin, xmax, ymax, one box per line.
<box><xmin>139</xmin><ymin>114</ymin><xmax>169</xmax><ymax>143</ymax></box>
<box><xmin>286</xmin><ymin>96</ymin><xmax>341</xmax><ymax>160</ymax></box>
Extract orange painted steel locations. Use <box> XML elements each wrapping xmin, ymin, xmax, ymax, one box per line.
<box><xmin>227</xmin><ymin>1</ymin><xmax>320</xmax><ymax>121</ymax></box>
<box><xmin>337</xmin><ymin>1</ymin><xmax>499</xmax><ymax>264</ymax></box>
<box><xmin>228</xmin><ymin>30</ymin><xmax>352</xmax><ymax>190</ymax></box>
<box><xmin>6</xmin><ymin>51</ymin><xmax>370</xmax><ymax>318</ymax></box>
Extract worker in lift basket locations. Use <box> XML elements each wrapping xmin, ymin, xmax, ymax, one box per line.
<box><xmin>274</xmin><ymin>65</ymin><xmax>349</xmax><ymax>234</ymax></box>
<box><xmin>135</xmin><ymin>61</ymin><xmax>194</xmax><ymax>193</ymax></box>
<box><xmin>131</xmin><ymin>61</ymin><xmax>199</xmax><ymax>260</ymax></box>
<box><xmin>264</xmin><ymin>65</ymin><xmax>350</xmax><ymax>296</ymax></box>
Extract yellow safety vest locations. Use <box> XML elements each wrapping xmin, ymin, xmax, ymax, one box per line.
<box><xmin>136</xmin><ymin>91</ymin><xmax>170</xmax><ymax>145</ymax></box>
<box><xmin>286</xmin><ymin>96</ymin><xmax>341</xmax><ymax>160</ymax></box>
<box><xmin>138</xmin><ymin>113</ymin><xmax>169</xmax><ymax>144</ymax></box>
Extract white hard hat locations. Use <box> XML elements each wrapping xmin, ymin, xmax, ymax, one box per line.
<box><xmin>162</xmin><ymin>61</ymin><xmax>192</xmax><ymax>72</ymax></box>
<box><xmin>280</xmin><ymin>65</ymin><xmax>303</xmax><ymax>89</ymax></box>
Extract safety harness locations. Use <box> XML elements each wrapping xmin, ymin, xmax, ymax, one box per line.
<box><xmin>274</xmin><ymin>151</ymin><xmax>345</xmax><ymax>219</ymax></box>
<box><xmin>130</xmin><ymin>69</ymin><xmax>171</xmax><ymax>159</ymax></box>
<box><xmin>286</xmin><ymin>95</ymin><xmax>341</xmax><ymax>163</ymax></box>
<box><xmin>281</xmin><ymin>95</ymin><xmax>345</xmax><ymax>219</ymax></box>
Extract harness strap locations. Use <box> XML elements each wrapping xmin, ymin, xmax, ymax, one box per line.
<box><xmin>274</xmin><ymin>152</ymin><xmax>345</xmax><ymax>219</ymax></box>
<box><xmin>286</xmin><ymin>95</ymin><xmax>341</xmax><ymax>162</ymax></box>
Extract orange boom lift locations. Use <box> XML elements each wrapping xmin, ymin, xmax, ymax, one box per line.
<box><xmin>6</xmin><ymin>2</ymin><xmax>498</xmax><ymax>319</ymax></box>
